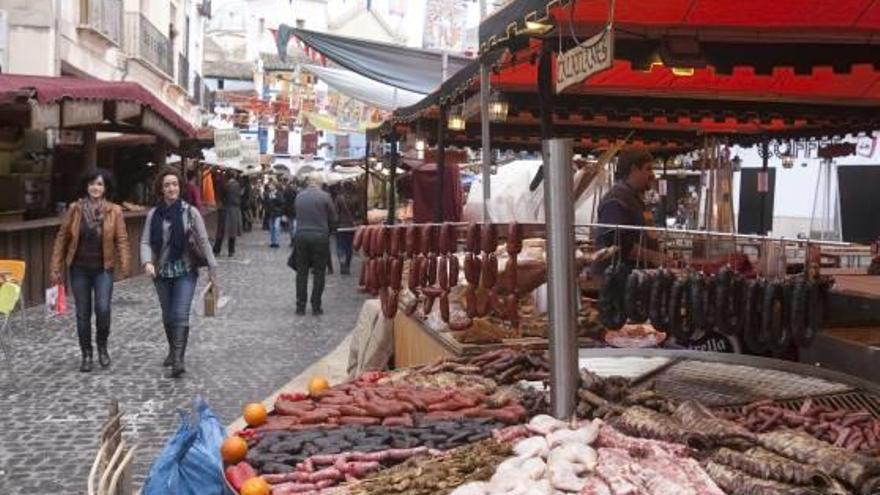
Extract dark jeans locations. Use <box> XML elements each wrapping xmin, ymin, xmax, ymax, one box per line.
<box><xmin>69</xmin><ymin>266</ymin><xmax>114</xmax><ymax>352</ymax></box>
<box><xmin>336</xmin><ymin>231</ymin><xmax>354</xmax><ymax>271</ymax></box>
<box><xmin>213</xmin><ymin>208</ymin><xmax>226</xmax><ymax>255</ymax></box>
<box><xmin>153</xmin><ymin>271</ymin><xmax>199</xmax><ymax>328</ymax></box>
<box><xmin>294</xmin><ymin>232</ymin><xmax>330</xmax><ymax>310</ymax></box>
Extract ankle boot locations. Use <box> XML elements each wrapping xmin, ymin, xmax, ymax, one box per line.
<box><xmin>163</xmin><ymin>324</ymin><xmax>173</xmax><ymax>367</ymax></box>
<box><xmin>170</xmin><ymin>326</ymin><xmax>189</xmax><ymax>378</ymax></box>
<box><xmin>97</xmin><ymin>344</ymin><xmax>111</xmax><ymax>368</ymax></box>
<box><xmin>80</xmin><ymin>348</ymin><xmax>93</xmax><ymax>373</ymax></box>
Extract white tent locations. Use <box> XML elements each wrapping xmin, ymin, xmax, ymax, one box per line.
<box><xmin>301</xmin><ymin>64</ymin><xmax>424</xmax><ymax>111</ymax></box>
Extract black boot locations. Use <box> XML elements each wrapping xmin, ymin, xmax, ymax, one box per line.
<box><xmin>170</xmin><ymin>326</ymin><xmax>189</xmax><ymax>378</ymax></box>
<box><xmin>97</xmin><ymin>345</ymin><xmax>111</xmax><ymax>368</ymax></box>
<box><xmin>80</xmin><ymin>348</ymin><xmax>93</xmax><ymax>373</ymax></box>
<box><xmin>163</xmin><ymin>324</ymin><xmax>174</xmax><ymax>367</ymax></box>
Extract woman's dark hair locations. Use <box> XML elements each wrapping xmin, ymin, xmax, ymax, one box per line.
<box><xmin>154</xmin><ymin>168</ymin><xmax>185</xmax><ymax>197</ymax></box>
<box><xmin>79</xmin><ymin>168</ymin><xmax>115</xmax><ymax>200</ymax></box>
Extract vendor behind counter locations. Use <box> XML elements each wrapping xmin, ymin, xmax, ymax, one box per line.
<box><xmin>592</xmin><ymin>149</ymin><xmax>668</xmax><ymax>277</ymax></box>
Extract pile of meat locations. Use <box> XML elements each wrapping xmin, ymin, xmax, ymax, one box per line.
<box><xmin>350</xmin><ymin>438</ymin><xmax>514</xmax><ymax>495</ymax></box>
<box><xmin>576</xmin><ymin>368</ymin><xmax>674</xmax><ymax>419</ymax></box>
<box><xmin>718</xmin><ymin>398</ymin><xmax>880</xmax><ymax>456</ymax></box>
<box><xmin>449</xmin><ymin>414</ymin><xmax>725</xmax><ymax>495</ymax></box>
<box><xmin>599</xmin><ymin>265</ymin><xmax>830</xmax><ymax>350</ymax></box>
<box><xmin>244</xmin><ymin>419</ymin><xmax>509</xmax><ymax>494</ymax></box>
<box><xmin>256</xmin><ymin>382</ymin><xmax>527</xmax><ymax>432</ymax></box>
<box><xmin>422</xmin><ymin>348</ymin><xmax>551</xmax><ymax>385</ymax></box>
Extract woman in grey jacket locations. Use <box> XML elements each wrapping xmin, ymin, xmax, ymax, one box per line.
<box><xmin>141</xmin><ymin>170</ymin><xmax>218</xmax><ymax>378</ymax></box>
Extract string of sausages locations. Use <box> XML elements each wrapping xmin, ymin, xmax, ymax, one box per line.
<box><xmin>354</xmin><ymin>222</ymin><xmax>524</xmax><ymax>328</ymax></box>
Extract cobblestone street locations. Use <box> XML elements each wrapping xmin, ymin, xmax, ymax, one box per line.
<box><xmin>0</xmin><ymin>231</ymin><xmax>365</xmax><ymax>494</ymax></box>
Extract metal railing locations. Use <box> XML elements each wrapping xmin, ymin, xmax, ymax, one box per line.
<box><xmin>178</xmin><ymin>54</ymin><xmax>189</xmax><ymax>91</ymax></box>
<box><xmin>79</xmin><ymin>0</ymin><xmax>123</xmax><ymax>45</ymax></box>
<box><xmin>124</xmin><ymin>13</ymin><xmax>172</xmax><ymax>77</ymax></box>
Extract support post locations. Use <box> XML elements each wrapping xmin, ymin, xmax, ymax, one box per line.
<box><xmin>435</xmin><ymin>107</ymin><xmax>447</xmax><ymax>223</ymax></box>
<box><xmin>83</xmin><ymin>128</ymin><xmax>97</xmax><ymax>173</ymax></box>
<box><xmin>153</xmin><ymin>139</ymin><xmax>168</xmax><ymax>170</ymax></box>
<box><xmin>530</xmin><ymin>46</ymin><xmax>555</xmax><ymax>191</ymax></box>
<box><xmin>544</xmin><ymin>138</ymin><xmax>578</xmax><ymax>419</ymax></box>
<box><xmin>760</xmin><ymin>141</ymin><xmax>769</xmax><ymax>235</ymax></box>
<box><xmin>387</xmin><ymin>134</ymin><xmax>398</xmax><ymax>225</ymax></box>
<box><xmin>480</xmin><ymin>63</ymin><xmax>492</xmax><ymax>222</ymax></box>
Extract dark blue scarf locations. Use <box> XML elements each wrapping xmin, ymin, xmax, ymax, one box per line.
<box><xmin>150</xmin><ymin>199</ymin><xmax>185</xmax><ymax>262</ymax></box>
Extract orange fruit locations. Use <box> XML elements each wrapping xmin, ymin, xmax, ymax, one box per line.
<box><xmin>220</xmin><ymin>436</ymin><xmax>248</xmax><ymax>464</ymax></box>
<box><xmin>308</xmin><ymin>376</ymin><xmax>330</xmax><ymax>396</ymax></box>
<box><xmin>239</xmin><ymin>477</ymin><xmax>271</xmax><ymax>495</ymax></box>
<box><xmin>243</xmin><ymin>403</ymin><xmax>268</xmax><ymax>427</ymax></box>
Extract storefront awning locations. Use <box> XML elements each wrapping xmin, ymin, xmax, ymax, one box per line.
<box><xmin>300</xmin><ymin>64</ymin><xmax>425</xmax><ymax>110</ymax></box>
<box><xmin>0</xmin><ymin>75</ymin><xmax>196</xmax><ymax>145</ymax></box>
<box><xmin>275</xmin><ymin>26</ymin><xmax>473</xmax><ymax>94</ymax></box>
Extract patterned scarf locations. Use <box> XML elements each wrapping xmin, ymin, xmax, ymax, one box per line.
<box><xmin>79</xmin><ymin>198</ymin><xmax>104</xmax><ymax>232</ymax></box>
<box><xmin>150</xmin><ymin>199</ymin><xmax>185</xmax><ymax>262</ymax></box>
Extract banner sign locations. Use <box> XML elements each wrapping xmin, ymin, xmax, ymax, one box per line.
<box><xmin>240</xmin><ymin>139</ymin><xmax>259</xmax><ymax>168</ymax></box>
<box><xmin>556</xmin><ymin>28</ymin><xmax>614</xmax><ymax>94</ymax></box>
<box><xmin>214</xmin><ymin>129</ymin><xmax>241</xmax><ymax>161</ymax></box>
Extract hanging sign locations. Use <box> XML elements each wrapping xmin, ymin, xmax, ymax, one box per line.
<box><xmin>556</xmin><ymin>27</ymin><xmax>614</xmax><ymax>94</ymax></box>
<box><xmin>240</xmin><ymin>139</ymin><xmax>259</xmax><ymax>169</ymax></box>
<box><xmin>214</xmin><ymin>129</ymin><xmax>242</xmax><ymax>161</ymax></box>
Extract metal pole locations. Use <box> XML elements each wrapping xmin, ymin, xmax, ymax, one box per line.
<box><xmin>480</xmin><ymin>63</ymin><xmax>491</xmax><ymax>221</ymax></box>
<box><xmin>760</xmin><ymin>141</ymin><xmax>769</xmax><ymax>235</ymax></box>
<box><xmin>544</xmin><ymin>138</ymin><xmax>578</xmax><ymax>419</ymax></box>
<box><xmin>436</xmin><ymin>106</ymin><xmax>447</xmax><ymax>222</ymax></box>
<box><xmin>387</xmin><ymin>135</ymin><xmax>398</xmax><ymax>225</ymax></box>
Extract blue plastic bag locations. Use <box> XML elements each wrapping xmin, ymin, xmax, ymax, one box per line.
<box><xmin>143</xmin><ymin>397</ymin><xmax>233</xmax><ymax>495</ymax></box>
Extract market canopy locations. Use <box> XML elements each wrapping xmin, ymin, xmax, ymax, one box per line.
<box><xmin>300</xmin><ymin>64</ymin><xmax>425</xmax><ymax>110</ymax></box>
<box><xmin>0</xmin><ymin>74</ymin><xmax>197</xmax><ymax>146</ymax></box>
<box><xmin>275</xmin><ymin>26</ymin><xmax>473</xmax><ymax>94</ymax></box>
<box><xmin>480</xmin><ymin>0</ymin><xmax>880</xmax><ymax>73</ymax></box>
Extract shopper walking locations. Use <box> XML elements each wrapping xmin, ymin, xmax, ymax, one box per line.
<box><xmin>184</xmin><ymin>170</ymin><xmax>203</xmax><ymax>211</ymax></box>
<box><xmin>141</xmin><ymin>170</ymin><xmax>218</xmax><ymax>378</ymax></box>
<box><xmin>263</xmin><ymin>181</ymin><xmax>284</xmax><ymax>248</ymax></box>
<box><xmin>217</xmin><ymin>174</ymin><xmax>242</xmax><ymax>256</ymax></box>
<box><xmin>293</xmin><ymin>172</ymin><xmax>338</xmax><ymax>315</ymax></box>
<box><xmin>50</xmin><ymin>169</ymin><xmax>130</xmax><ymax>372</ymax></box>
<box><xmin>241</xmin><ymin>177</ymin><xmax>254</xmax><ymax>232</ymax></box>
<box><xmin>331</xmin><ymin>186</ymin><xmax>355</xmax><ymax>274</ymax></box>
<box><xmin>283</xmin><ymin>179</ymin><xmax>298</xmax><ymax>246</ymax></box>
<box><xmin>212</xmin><ymin>170</ymin><xmax>227</xmax><ymax>256</ymax></box>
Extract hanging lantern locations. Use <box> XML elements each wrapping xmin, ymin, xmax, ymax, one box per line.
<box><xmin>781</xmin><ymin>153</ymin><xmax>795</xmax><ymax>169</ymax></box>
<box><xmin>488</xmin><ymin>91</ymin><xmax>509</xmax><ymax>122</ymax></box>
<box><xmin>447</xmin><ymin>105</ymin><xmax>466</xmax><ymax>131</ymax></box>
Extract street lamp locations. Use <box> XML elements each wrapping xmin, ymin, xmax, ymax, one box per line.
<box><xmin>782</xmin><ymin>153</ymin><xmax>795</xmax><ymax>169</ymax></box>
<box><xmin>448</xmin><ymin>105</ymin><xmax>466</xmax><ymax>131</ymax></box>
<box><xmin>488</xmin><ymin>90</ymin><xmax>509</xmax><ymax>122</ymax></box>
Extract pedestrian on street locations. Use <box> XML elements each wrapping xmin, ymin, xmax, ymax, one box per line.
<box><xmin>184</xmin><ymin>170</ymin><xmax>202</xmax><ymax>211</ymax></box>
<box><xmin>212</xmin><ymin>170</ymin><xmax>227</xmax><ymax>256</ymax></box>
<box><xmin>218</xmin><ymin>173</ymin><xmax>243</xmax><ymax>257</ymax></box>
<box><xmin>283</xmin><ymin>179</ymin><xmax>298</xmax><ymax>247</ymax></box>
<box><xmin>50</xmin><ymin>169</ymin><xmax>131</xmax><ymax>372</ymax></box>
<box><xmin>263</xmin><ymin>181</ymin><xmax>284</xmax><ymax>248</ymax></box>
<box><xmin>241</xmin><ymin>177</ymin><xmax>254</xmax><ymax>232</ymax></box>
<box><xmin>331</xmin><ymin>186</ymin><xmax>355</xmax><ymax>274</ymax></box>
<box><xmin>141</xmin><ymin>170</ymin><xmax>218</xmax><ymax>378</ymax></box>
<box><xmin>293</xmin><ymin>172</ymin><xmax>338</xmax><ymax>315</ymax></box>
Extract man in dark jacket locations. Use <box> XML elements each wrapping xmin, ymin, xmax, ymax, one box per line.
<box><xmin>592</xmin><ymin>149</ymin><xmax>669</xmax><ymax>277</ymax></box>
<box><xmin>293</xmin><ymin>172</ymin><xmax>338</xmax><ymax>315</ymax></box>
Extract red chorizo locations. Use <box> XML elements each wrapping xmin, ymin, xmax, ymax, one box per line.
<box><xmin>338</xmin><ymin>416</ymin><xmax>381</xmax><ymax>426</ymax></box>
<box><xmin>483</xmin><ymin>253</ymin><xmax>498</xmax><ymax>288</ymax></box>
<box><xmin>405</xmin><ymin>225</ymin><xmax>419</xmax><ymax>257</ymax></box>
<box><xmin>382</xmin><ymin>415</ymin><xmax>414</xmax><ymax>427</ymax></box>
<box><xmin>464</xmin><ymin>253</ymin><xmax>480</xmax><ymax>285</ymax></box>
<box><xmin>389</xmin><ymin>227</ymin><xmax>401</xmax><ymax>257</ymax></box>
<box><xmin>448</xmin><ymin>255</ymin><xmax>460</xmax><ymax>287</ymax></box>
<box><xmin>378</xmin><ymin>226</ymin><xmax>390</xmax><ymax>255</ymax></box>
<box><xmin>338</xmin><ymin>405</ymin><xmax>368</xmax><ymax>416</ymax></box>
<box><xmin>439</xmin><ymin>223</ymin><xmax>451</xmax><ymax>255</ymax></box>
<box><xmin>427</xmin><ymin>256</ymin><xmax>438</xmax><ymax>285</ymax></box>
<box><xmin>372</xmin><ymin>257</ymin><xmax>386</xmax><ymax>289</ymax></box>
<box><xmin>353</xmin><ymin>226</ymin><xmax>364</xmax><ymax>251</ymax></box>
<box><xmin>466</xmin><ymin>222</ymin><xmax>480</xmax><ymax>252</ymax></box>
<box><xmin>507</xmin><ymin>221</ymin><xmax>522</xmax><ymax>256</ymax></box>
<box><xmin>369</xmin><ymin>226</ymin><xmax>381</xmax><ymax>257</ymax></box>
<box><xmin>419</xmin><ymin>224</ymin><xmax>433</xmax><ymax>255</ymax></box>
<box><xmin>417</xmin><ymin>255</ymin><xmax>429</xmax><ymax>289</ymax></box>
<box><xmin>428</xmin><ymin>224</ymin><xmax>441</xmax><ymax>253</ymax></box>
<box><xmin>481</xmin><ymin>223</ymin><xmax>498</xmax><ymax>254</ymax></box>
<box><xmin>438</xmin><ymin>257</ymin><xmax>449</xmax><ymax>290</ymax></box>
<box><xmin>390</xmin><ymin>258</ymin><xmax>403</xmax><ymax>290</ymax></box>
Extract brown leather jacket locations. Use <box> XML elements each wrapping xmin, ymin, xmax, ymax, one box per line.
<box><xmin>50</xmin><ymin>201</ymin><xmax>131</xmax><ymax>276</ymax></box>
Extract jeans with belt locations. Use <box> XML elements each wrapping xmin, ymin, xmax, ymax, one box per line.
<box><xmin>153</xmin><ymin>270</ymin><xmax>198</xmax><ymax>328</ymax></box>
<box><xmin>69</xmin><ymin>266</ymin><xmax>114</xmax><ymax>352</ymax></box>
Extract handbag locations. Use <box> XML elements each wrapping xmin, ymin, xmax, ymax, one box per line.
<box><xmin>286</xmin><ymin>246</ymin><xmax>297</xmax><ymax>271</ymax></box>
<box><xmin>185</xmin><ymin>206</ymin><xmax>209</xmax><ymax>268</ymax></box>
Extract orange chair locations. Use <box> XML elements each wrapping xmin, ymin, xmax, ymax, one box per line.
<box><xmin>0</xmin><ymin>260</ymin><xmax>27</xmax><ymax>333</ymax></box>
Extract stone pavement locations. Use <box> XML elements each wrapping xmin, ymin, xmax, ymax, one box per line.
<box><xmin>0</xmin><ymin>231</ymin><xmax>366</xmax><ymax>494</ymax></box>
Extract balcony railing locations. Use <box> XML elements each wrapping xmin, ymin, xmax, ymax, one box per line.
<box><xmin>124</xmin><ymin>13</ymin><xmax>172</xmax><ymax>77</ymax></box>
<box><xmin>79</xmin><ymin>0</ymin><xmax>123</xmax><ymax>45</ymax></box>
<box><xmin>178</xmin><ymin>54</ymin><xmax>190</xmax><ymax>91</ymax></box>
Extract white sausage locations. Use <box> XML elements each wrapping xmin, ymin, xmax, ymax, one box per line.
<box><xmin>548</xmin><ymin>464</ymin><xmax>586</xmax><ymax>493</ymax></box>
<box><xmin>450</xmin><ymin>481</ymin><xmax>490</xmax><ymax>495</ymax></box>
<box><xmin>547</xmin><ymin>444</ymin><xmax>598</xmax><ymax>475</ymax></box>
<box><xmin>527</xmin><ymin>415</ymin><xmax>568</xmax><ymax>436</ymax></box>
<box><xmin>514</xmin><ymin>436</ymin><xmax>550</xmax><ymax>459</ymax></box>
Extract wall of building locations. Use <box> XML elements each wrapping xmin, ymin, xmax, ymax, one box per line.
<box><xmin>2</xmin><ymin>0</ymin><xmax>56</xmax><ymax>75</ymax></box>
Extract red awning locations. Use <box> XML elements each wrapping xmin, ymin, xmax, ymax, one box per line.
<box><xmin>0</xmin><ymin>74</ymin><xmax>196</xmax><ymax>138</ymax></box>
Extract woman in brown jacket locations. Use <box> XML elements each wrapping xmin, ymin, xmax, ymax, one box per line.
<box><xmin>51</xmin><ymin>170</ymin><xmax>131</xmax><ymax>372</ymax></box>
